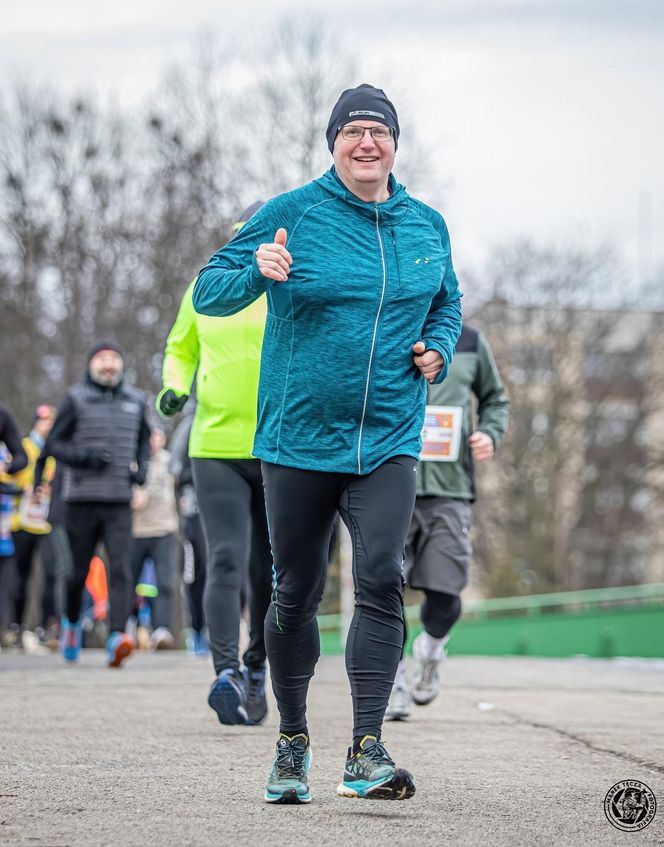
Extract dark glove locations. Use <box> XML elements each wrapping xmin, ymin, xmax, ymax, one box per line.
<box><xmin>130</xmin><ymin>468</ymin><xmax>147</xmax><ymax>486</ymax></box>
<box><xmin>159</xmin><ymin>390</ymin><xmax>188</xmax><ymax>417</ymax></box>
<box><xmin>85</xmin><ymin>449</ymin><xmax>112</xmax><ymax>470</ymax></box>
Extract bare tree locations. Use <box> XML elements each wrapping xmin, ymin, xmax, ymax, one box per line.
<box><xmin>469</xmin><ymin>240</ymin><xmax>663</xmax><ymax>595</ymax></box>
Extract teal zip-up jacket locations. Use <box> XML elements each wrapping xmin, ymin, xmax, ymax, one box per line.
<box><xmin>193</xmin><ymin>167</ymin><xmax>462</xmax><ymax>474</ymax></box>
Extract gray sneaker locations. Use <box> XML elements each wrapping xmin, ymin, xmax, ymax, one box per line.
<box><xmin>411</xmin><ymin>633</ymin><xmax>445</xmax><ymax>706</ymax></box>
<box><xmin>384</xmin><ymin>683</ymin><xmax>413</xmax><ymax>721</ymax></box>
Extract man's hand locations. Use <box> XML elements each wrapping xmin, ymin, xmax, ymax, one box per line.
<box><xmin>412</xmin><ymin>341</ymin><xmax>444</xmax><ymax>384</ymax></box>
<box><xmin>469</xmin><ymin>431</ymin><xmax>494</xmax><ymax>462</ymax></box>
<box><xmin>131</xmin><ymin>488</ymin><xmax>149</xmax><ymax>511</ymax></box>
<box><xmin>256</xmin><ymin>228</ymin><xmax>292</xmax><ymax>282</ymax></box>
<box><xmin>159</xmin><ymin>390</ymin><xmax>188</xmax><ymax>417</ymax></box>
<box><xmin>85</xmin><ymin>449</ymin><xmax>112</xmax><ymax>470</ymax></box>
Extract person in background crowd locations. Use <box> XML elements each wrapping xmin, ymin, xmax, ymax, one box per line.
<box><xmin>38</xmin><ymin>341</ymin><xmax>151</xmax><ymax>667</ymax></box>
<box><xmin>7</xmin><ymin>405</ymin><xmax>57</xmax><ymax>648</ymax></box>
<box><xmin>129</xmin><ymin>424</ymin><xmax>179</xmax><ymax>649</ymax></box>
<box><xmin>0</xmin><ymin>403</ymin><xmax>28</xmax><ymax>642</ymax></box>
<box><xmin>158</xmin><ymin>202</ymin><xmax>272</xmax><ymax>727</ymax></box>
<box><xmin>386</xmin><ymin>325</ymin><xmax>509</xmax><ymax>720</ymax></box>
<box><xmin>168</xmin><ymin>409</ymin><xmax>208</xmax><ymax>657</ymax></box>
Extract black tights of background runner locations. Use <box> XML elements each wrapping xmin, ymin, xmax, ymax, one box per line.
<box><xmin>182</xmin><ymin>514</ymin><xmax>206</xmax><ymax>635</ymax></box>
<box><xmin>192</xmin><ymin>458</ymin><xmax>272</xmax><ymax>673</ymax></box>
<box><xmin>11</xmin><ymin>529</ymin><xmax>58</xmax><ymax>628</ymax></box>
<box><xmin>64</xmin><ymin>502</ymin><xmax>133</xmax><ymax>633</ymax></box>
<box><xmin>261</xmin><ymin>455</ymin><xmax>417</xmax><ymax>741</ymax></box>
<box><xmin>402</xmin><ymin>590</ymin><xmax>462</xmax><ymax>655</ymax></box>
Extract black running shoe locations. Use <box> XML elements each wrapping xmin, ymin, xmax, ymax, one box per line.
<box><xmin>207</xmin><ymin>668</ymin><xmax>250</xmax><ymax>725</ymax></box>
<box><xmin>337</xmin><ymin>735</ymin><xmax>415</xmax><ymax>800</ymax></box>
<box><xmin>244</xmin><ymin>666</ymin><xmax>268</xmax><ymax>726</ymax></box>
<box><xmin>265</xmin><ymin>733</ymin><xmax>312</xmax><ymax>804</ymax></box>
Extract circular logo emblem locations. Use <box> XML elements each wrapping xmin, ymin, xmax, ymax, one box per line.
<box><xmin>604</xmin><ymin>780</ymin><xmax>657</xmax><ymax>832</ymax></box>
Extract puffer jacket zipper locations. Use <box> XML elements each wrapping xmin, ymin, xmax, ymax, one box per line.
<box><xmin>357</xmin><ymin>206</ymin><xmax>388</xmax><ymax>473</ymax></box>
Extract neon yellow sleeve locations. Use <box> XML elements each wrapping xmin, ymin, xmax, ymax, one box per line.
<box><xmin>160</xmin><ymin>280</ymin><xmax>200</xmax><ymax>399</ymax></box>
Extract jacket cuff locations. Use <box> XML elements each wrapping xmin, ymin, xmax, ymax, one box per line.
<box><xmin>422</xmin><ymin>340</ymin><xmax>449</xmax><ymax>384</ymax></box>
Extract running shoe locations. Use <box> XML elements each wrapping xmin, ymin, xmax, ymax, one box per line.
<box><xmin>150</xmin><ymin>627</ymin><xmax>175</xmax><ymax>650</ymax></box>
<box><xmin>185</xmin><ymin>629</ymin><xmax>210</xmax><ymax>657</ymax></box>
<box><xmin>264</xmin><ymin>733</ymin><xmax>312</xmax><ymax>804</ymax></box>
<box><xmin>61</xmin><ymin>618</ymin><xmax>82</xmax><ymax>663</ymax></box>
<box><xmin>207</xmin><ymin>668</ymin><xmax>250</xmax><ymax>725</ymax></box>
<box><xmin>411</xmin><ymin>632</ymin><xmax>446</xmax><ymax>706</ymax></box>
<box><xmin>384</xmin><ymin>684</ymin><xmax>413</xmax><ymax>721</ymax></box>
<box><xmin>106</xmin><ymin>632</ymin><xmax>134</xmax><ymax>668</ymax></box>
<box><xmin>337</xmin><ymin>736</ymin><xmax>415</xmax><ymax>800</ymax></box>
<box><xmin>244</xmin><ymin>666</ymin><xmax>268</xmax><ymax>726</ymax></box>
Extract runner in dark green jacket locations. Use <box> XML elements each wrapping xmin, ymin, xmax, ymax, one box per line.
<box><xmin>386</xmin><ymin>325</ymin><xmax>509</xmax><ymax>720</ymax></box>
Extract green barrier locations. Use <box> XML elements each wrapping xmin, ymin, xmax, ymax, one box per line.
<box><xmin>317</xmin><ymin>583</ymin><xmax>664</xmax><ymax>658</ymax></box>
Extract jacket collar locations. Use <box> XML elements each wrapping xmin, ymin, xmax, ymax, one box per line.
<box><xmin>315</xmin><ymin>167</ymin><xmax>409</xmax><ymax>226</ymax></box>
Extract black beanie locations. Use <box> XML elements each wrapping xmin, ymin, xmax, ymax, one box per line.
<box><xmin>326</xmin><ymin>84</ymin><xmax>400</xmax><ymax>153</ymax></box>
<box><xmin>87</xmin><ymin>340</ymin><xmax>124</xmax><ymax>362</ymax></box>
<box><xmin>231</xmin><ymin>200</ymin><xmax>264</xmax><ymax>235</ymax></box>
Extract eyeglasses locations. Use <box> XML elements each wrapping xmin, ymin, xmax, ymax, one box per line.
<box><xmin>339</xmin><ymin>125</ymin><xmax>394</xmax><ymax>143</ymax></box>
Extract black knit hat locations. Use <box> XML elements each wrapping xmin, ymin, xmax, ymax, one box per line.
<box><xmin>231</xmin><ymin>200</ymin><xmax>264</xmax><ymax>235</ymax></box>
<box><xmin>326</xmin><ymin>84</ymin><xmax>400</xmax><ymax>153</ymax></box>
<box><xmin>87</xmin><ymin>340</ymin><xmax>124</xmax><ymax>362</ymax></box>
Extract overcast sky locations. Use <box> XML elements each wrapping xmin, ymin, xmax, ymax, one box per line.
<box><xmin>2</xmin><ymin>0</ymin><xmax>662</xmax><ymax>281</ymax></box>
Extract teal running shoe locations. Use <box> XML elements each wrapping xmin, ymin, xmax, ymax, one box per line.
<box><xmin>336</xmin><ymin>735</ymin><xmax>415</xmax><ymax>800</ymax></box>
<box><xmin>265</xmin><ymin>733</ymin><xmax>312</xmax><ymax>804</ymax></box>
<box><xmin>60</xmin><ymin>618</ymin><xmax>82</xmax><ymax>663</ymax></box>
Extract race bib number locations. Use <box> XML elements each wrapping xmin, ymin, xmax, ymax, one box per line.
<box><xmin>420</xmin><ymin>405</ymin><xmax>463</xmax><ymax>462</ymax></box>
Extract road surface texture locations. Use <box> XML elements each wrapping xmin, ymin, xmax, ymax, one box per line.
<box><xmin>1</xmin><ymin>652</ymin><xmax>662</xmax><ymax>846</ymax></box>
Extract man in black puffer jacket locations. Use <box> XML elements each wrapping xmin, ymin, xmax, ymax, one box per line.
<box><xmin>39</xmin><ymin>341</ymin><xmax>151</xmax><ymax>667</ymax></box>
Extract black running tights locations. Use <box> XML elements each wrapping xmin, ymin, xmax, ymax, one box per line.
<box><xmin>261</xmin><ymin>456</ymin><xmax>417</xmax><ymax>740</ymax></box>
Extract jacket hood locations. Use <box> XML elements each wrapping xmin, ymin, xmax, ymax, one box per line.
<box><xmin>315</xmin><ymin>167</ymin><xmax>409</xmax><ymax>226</ymax></box>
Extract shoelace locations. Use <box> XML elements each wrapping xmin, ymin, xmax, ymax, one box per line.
<box><xmin>276</xmin><ymin>740</ymin><xmax>308</xmax><ymax>778</ymax></box>
<box><xmin>360</xmin><ymin>740</ymin><xmax>394</xmax><ymax>767</ymax></box>
<box><xmin>420</xmin><ymin>659</ymin><xmax>439</xmax><ymax>687</ymax></box>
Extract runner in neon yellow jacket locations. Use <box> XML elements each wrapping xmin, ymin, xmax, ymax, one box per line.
<box><xmin>157</xmin><ymin>201</ymin><xmax>273</xmax><ymax>728</ymax></box>
<box><xmin>158</xmin><ymin>280</ymin><xmax>266</xmax><ymax>458</ymax></box>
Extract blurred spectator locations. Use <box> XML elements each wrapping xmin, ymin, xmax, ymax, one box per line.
<box><xmin>8</xmin><ymin>404</ymin><xmax>57</xmax><ymax>647</ymax></box>
<box><xmin>130</xmin><ymin>424</ymin><xmax>179</xmax><ymax>649</ymax></box>
<box><xmin>0</xmin><ymin>403</ymin><xmax>28</xmax><ymax>640</ymax></box>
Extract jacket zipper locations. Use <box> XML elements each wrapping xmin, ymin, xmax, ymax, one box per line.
<box><xmin>357</xmin><ymin>206</ymin><xmax>388</xmax><ymax>474</ymax></box>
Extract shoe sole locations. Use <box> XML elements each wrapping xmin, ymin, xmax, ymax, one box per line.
<box><xmin>337</xmin><ymin>768</ymin><xmax>416</xmax><ymax>801</ymax></box>
<box><xmin>384</xmin><ymin>710</ymin><xmax>411</xmax><ymax>721</ymax></box>
<box><xmin>208</xmin><ymin>676</ymin><xmax>251</xmax><ymax>726</ymax></box>
<box><xmin>265</xmin><ymin>788</ymin><xmax>311</xmax><ymax>805</ymax></box>
<box><xmin>108</xmin><ymin>640</ymin><xmax>133</xmax><ymax>668</ymax></box>
<box><xmin>412</xmin><ymin>692</ymin><xmax>438</xmax><ymax>706</ymax></box>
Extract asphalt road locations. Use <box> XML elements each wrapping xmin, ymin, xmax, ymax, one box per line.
<box><xmin>1</xmin><ymin>651</ymin><xmax>663</xmax><ymax>846</ymax></box>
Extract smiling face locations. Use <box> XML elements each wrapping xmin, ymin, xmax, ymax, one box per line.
<box><xmin>332</xmin><ymin>120</ymin><xmax>395</xmax><ymax>203</ymax></box>
<box><xmin>89</xmin><ymin>349</ymin><xmax>123</xmax><ymax>387</ymax></box>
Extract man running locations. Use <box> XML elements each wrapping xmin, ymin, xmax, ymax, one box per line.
<box><xmin>193</xmin><ymin>84</ymin><xmax>462</xmax><ymax>803</ymax></box>
<box><xmin>41</xmin><ymin>342</ymin><xmax>151</xmax><ymax>666</ymax></box>
<box><xmin>158</xmin><ymin>202</ymin><xmax>272</xmax><ymax>726</ymax></box>
<box><xmin>385</xmin><ymin>325</ymin><xmax>509</xmax><ymax>720</ymax></box>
